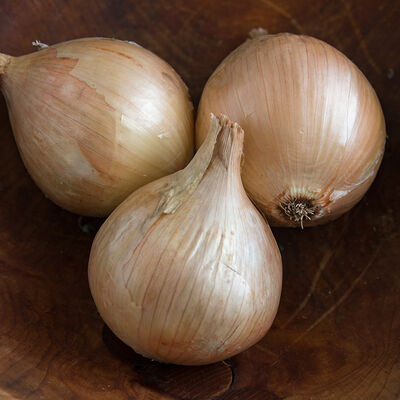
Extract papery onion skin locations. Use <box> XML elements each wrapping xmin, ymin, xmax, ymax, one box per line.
<box><xmin>196</xmin><ymin>33</ymin><xmax>386</xmax><ymax>227</ymax></box>
<box><xmin>88</xmin><ymin>114</ymin><xmax>282</xmax><ymax>365</ymax></box>
<box><xmin>0</xmin><ymin>38</ymin><xmax>194</xmax><ymax>216</ymax></box>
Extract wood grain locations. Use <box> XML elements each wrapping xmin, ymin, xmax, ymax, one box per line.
<box><xmin>0</xmin><ymin>0</ymin><xmax>399</xmax><ymax>399</ymax></box>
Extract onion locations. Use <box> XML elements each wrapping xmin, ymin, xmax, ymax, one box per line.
<box><xmin>89</xmin><ymin>114</ymin><xmax>282</xmax><ymax>365</ymax></box>
<box><xmin>0</xmin><ymin>38</ymin><xmax>194</xmax><ymax>216</ymax></box>
<box><xmin>196</xmin><ymin>33</ymin><xmax>385</xmax><ymax>227</ymax></box>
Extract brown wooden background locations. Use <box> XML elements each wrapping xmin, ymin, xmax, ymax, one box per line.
<box><xmin>0</xmin><ymin>1</ymin><xmax>399</xmax><ymax>399</ymax></box>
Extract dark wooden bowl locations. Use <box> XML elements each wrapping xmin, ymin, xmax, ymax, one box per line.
<box><xmin>0</xmin><ymin>1</ymin><xmax>399</xmax><ymax>399</ymax></box>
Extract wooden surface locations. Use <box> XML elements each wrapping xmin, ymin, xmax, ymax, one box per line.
<box><xmin>0</xmin><ymin>0</ymin><xmax>399</xmax><ymax>399</ymax></box>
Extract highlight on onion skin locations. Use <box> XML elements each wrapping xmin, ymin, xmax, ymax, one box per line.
<box><xmin>196</xmin><ymin>33</ymin><xmax>386</xmax><ymax>228</ymax></box>
<box><xmin>88</xmin><ymin>114</ymin><xmax>282</xmax><ymax>366</ymax></box>
<box><xmin>0</xmin><ymin>38</ymin><xmax>194</xmax><ymax>217</ymax></box>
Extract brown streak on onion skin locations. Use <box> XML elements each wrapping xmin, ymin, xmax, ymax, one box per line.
<box><xmin>91</xmin><ymin>46</ymin><xmax>144</xmax><ymax>66</ymax></box>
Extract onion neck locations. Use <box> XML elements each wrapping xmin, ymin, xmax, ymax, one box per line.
<box><xmin>248</xmin><ymin>27</ymin><xmax>269</xmax><ymax>39</ymax></box>
<box><xmin>0</xmin><ymin>53</ymin><xmax>11</xmax><ymax>75</ymax></box>
<box><xmin>213</xmin><ymin>114</ymin><xmax>244</xmax><ymax>176</ymax></box>
<box><xmin>160</xmin><ymin>114</ymin><xmax>244</xmax><ymax>215</ymax></box>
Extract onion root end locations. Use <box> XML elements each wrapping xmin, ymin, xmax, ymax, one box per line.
<box><xmin>279</xmin><ymin>196</ymin><xmax>318</xmax><ymax>228</ymax></box>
